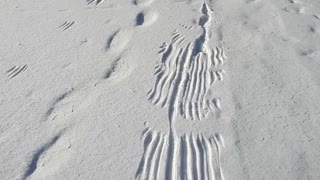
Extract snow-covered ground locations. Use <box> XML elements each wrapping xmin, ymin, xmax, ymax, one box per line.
<box><xmin>1</xmin><ymin>0</ymin><xmax>320</xmax><ymax>179</ymax></box>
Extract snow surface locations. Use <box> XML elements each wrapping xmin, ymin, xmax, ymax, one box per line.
<box><xmin>1</xmin><ymin>0</ymin><xmax>320</xmax><ymax>179</ymax></box>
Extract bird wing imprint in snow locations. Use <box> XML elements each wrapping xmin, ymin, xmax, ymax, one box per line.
<box><xmin>148</xmin><ymin>36</ymin><xmax>226</xmax><ymax>121</ymax></box>
<box><xmin>137</xmin><ymin>2</ymin><xmax>227</xmax><ymax>180</ymax></box>
<box><xmin>147</xmin><ymin>2</ymin><xmax>227</xmax><ymax>122</ymax></box>
<box><xmin>148</xmin><ymin>27</ymin><xmax>226</xmax><ymax>121</ymax></box>
<box><xmin>135</xmin><ymin>128</ymin><xmax>225</xmax><ymax>180</ymax></box>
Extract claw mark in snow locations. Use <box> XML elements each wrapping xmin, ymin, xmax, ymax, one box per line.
<box><xmin>87</xmin><ymin>0</ymin><xmax>104</xmax><ymax>5</ymax></box>
<box><xmin>6</xmin><ymin>65</ymin><xmax>28</xmax><ymax>79</ymax></box>
<box><xmin>59</xmin><ymin>21</ymin><xmax>75</xmax><ymax>31</ymax></box>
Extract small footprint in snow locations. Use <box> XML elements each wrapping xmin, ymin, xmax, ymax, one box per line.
<box><xmin>133</xmin><ymin>0</ymin><xmax>155</xmax><ymax>6</ymax></box>
<box><xmin>23</xmin><ymin>131</ymin><xmax>72</xmax><ymax>180</ymax></box>
<box><xmin>105</xmin><ymin>29</ymin><xmax>134</xmax><ymax>52</ymax></box>
<box><xmin>283</xmin><ymin>0</ymin><xmax>320</xmax><ymax>17</ymax></box>
<box><xmin>135</xmin><ymin>10</ymin><xmax>158</xmax><ymax>27</ymax></box>
<box><xmin>104</xmin><ymin>55</ymin><xmax>134</xmax><ymax>82</ymax></box>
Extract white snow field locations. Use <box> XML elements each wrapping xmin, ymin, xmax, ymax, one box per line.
<box><xmin>1</xmin><ymin>0</ymin><xmax>320</xmax><ymax>179</ymax></box>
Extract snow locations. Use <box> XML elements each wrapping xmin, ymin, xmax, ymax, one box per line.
<box><xmin>1</xmin><ymin>0</ymin><xmax>320</xmax><ymax>179</ymax></box>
